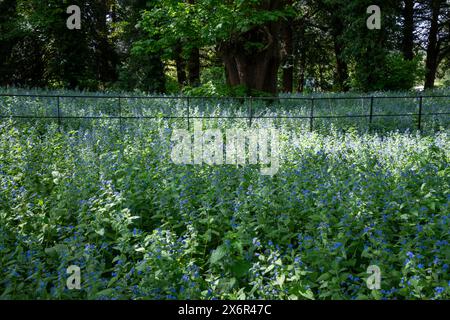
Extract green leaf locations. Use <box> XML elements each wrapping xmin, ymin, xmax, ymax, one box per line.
<box><xmin>275</xmin><ymin>274</ymin><xmax>285</xmax><ymax>287</ymax></box>
<box><xmin>210</xmin><ymin>245</ymin><xmax>227</xmax><ymax>264</ymax></box>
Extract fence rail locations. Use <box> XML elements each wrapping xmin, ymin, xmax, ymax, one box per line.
<box><xmin>0</xmin><ymin>93</ymin><xmax>449</xmax><ymax>132</ymax></box>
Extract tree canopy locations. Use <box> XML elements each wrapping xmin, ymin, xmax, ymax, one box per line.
<box><xmin>0</xmin><ymin>0</ymin><xmax>448</xmax><ymax>94</ymax></box>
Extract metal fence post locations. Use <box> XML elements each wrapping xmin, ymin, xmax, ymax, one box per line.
<box><xmin>418</xmin><ymin>96</ymin><xmax>423</xmax><ymax>131</ymax></box>
<box><xmin>310</xmin><ymin>98</ymin><xmax>314</xmax><ymax>132</ymax></box>
<box><xmin>187</xmin><ymin>97</ymin><xmax>191</xmax><ymax>130</ymax></box>
<box><xmin>369</xmin><ymin>96</ymin><xmax>374</xmax><ymax>125</ymax></box>
<box><xmin>118</xmin><ymin>97</ymin><xmax>123</xmax><ymax>131</ymax></box>
<box><xmin>249</xmin><ymin>96</ymin><xmax>253</xmax><ymax>127</ymax></box>
<box><xmin>57</xmin><ymin>96</ymin><xmax>61</xmax><ymax>129</ymax></box>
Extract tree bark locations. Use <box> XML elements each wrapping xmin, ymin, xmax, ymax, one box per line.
<box><xmin>220</xmin><ymin>23</ymin><xmax>282</xmax><ymax>95</ymax></box>
<box><xmin>186</xmin><ymin>0</ymin><xmax>201</xmax><ymax>87</ymax></box>
<box><xmin>402</xmin><ymin>0</ymin><xmax>415</xmax><ymax>60</ymax></box>
<box><xmin>219</xmin><ymin>0</ymin><xmax>285</xmax><ymax>95</ymax></box>
<box><xmin>174</xmin><ymin>44</ymin><xmax>187</xmax><ymax>87</ymax></box>
<box><xmin>424</xmin><ymin>0</ymin><xmax>441</xmax><ymax>89</ymax></box>
<box><xmin>281</xmin><ymin>20</ymin><xmax>293</xmax><ymax>93</ymax></box>
<box><xmin>297</xmin><ymin>54</ymin><xmax>306</xmax><ymax>93</ymax></box>
<box><xmin>330</xmin><ymin>16</ymin><xmax>349</xmax><ymax>92</ymax></box>
<box><xmin>94</xmin><ymin>1</ymin><xmax>118</xmax><ymax>85</ymax></box>
<box><xmin>187</xmin><ymin>47</ymin><xmax>201</xmax><ymax>87</ymax></box>
<box><xmin>333</xmin><ymin>39</ymin><xmax>349</xmax><ymax>92</ymax></box>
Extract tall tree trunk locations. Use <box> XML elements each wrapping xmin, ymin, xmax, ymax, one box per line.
<box><xmin>297</xmin><ymin>54</ymin><xmax>306</xmax><ymax>93</ymax></box>
<box><xmin>334</xmin><ymin>39</ymin><xmax>349</xmax><ymax>92</ymax></box>
<box><xmin>0</xmin><ymin>0</ymin><xmax>18</xmax><ymax>86</ymax></box>
<box><xmin>424</xmin><ymin>0</ymin><xmax>441</xmax><ymax>89</ymax></box>
<box><xmin>95</xmin><ymin>1</ymin><xmax>118</xmax><ymax>85</ymax></box>
<box><xmin>281</xmin><ymin>20</ymin><xmax>293</xmax><ymax>93</ymax></box>
<box><xmin>402</xmin><ymin>0</ymin><xmax>415</xmax><ymax>60</ymax></box>
<box><xmin>219</xmin><ymin>0</ymin><xmax>285</xmax><ymax>95</ymax></box>
<box><xmin>187</xmin><ymin>47</ymin><xmax>200</xmax><ymax>87</ymax></box>
<box><xmin>331</xmin><ymin>16</ymin><xmax>349</xmax><ymax>92</ymax></box>
<box><xmin>174</xmin><ymin>44</ymin><xmax>187</xmax><ymax>87</ymax></box>
<box><xmin>220</xmin><ymin>23</ymin><xmax>282</xmax><ymax>95</ymax></box>
<box><xmin>186</xmin><ymin>0</ymin><xmax>200</xmax><ymax>87</ymax></box>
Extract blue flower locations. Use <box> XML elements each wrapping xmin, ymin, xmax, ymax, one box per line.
<box><xmin>406</xmin><ymin>251</ymin><xmax>414</xmax><ymax>259</ymax></box>
<box><xmin>435</xmin><ymin>287</ymin><xmax>445</xmax><ymax>295</ymax></box>
<box><xmin>252</xmin><ymin>238</ymin><xmax>261</xmax><ymax>247</ymax></box>
<box><xmin>332</xmin><ymin>242</ymin><xmax>343</xmax><ymax>250</ymax></box>
<box><xmin>182</xmin><ymin>274</ymin><xmax>190</xmax><ymax>282</ymax></box>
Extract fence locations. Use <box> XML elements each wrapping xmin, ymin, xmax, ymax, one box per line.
<box><xmin>0</xmin><ymin>93</ymin><xmax>449</xmax><ymax>132</ymax></box>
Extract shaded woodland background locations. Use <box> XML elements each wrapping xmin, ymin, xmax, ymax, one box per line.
<box><xmin>0</xmin><ymin>0</ymin><xmax>449</xmax><ymax>95</ymax></box>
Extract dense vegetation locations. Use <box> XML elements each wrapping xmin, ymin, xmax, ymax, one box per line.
<box><xmin>0</xmin><ymin>0</ymin><xmax>449</xmax><ymax>302</ymax></box>
<box><xmin>0</xmin><ymin>89</ymin><xmax>449</xmax><ymax>300</ymax></box>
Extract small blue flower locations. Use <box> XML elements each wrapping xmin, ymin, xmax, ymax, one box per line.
<box><xmin>332</xmin><ymin>242</ymin><xmax>343</xmax><ymax>250</ymax></box>
<box><xmin>435</xmin><ymin>287</ymin><xmax>445</xmax><ymax>295</ymax></box>
<box><xmin>406</xmin><ymin>251</ymin><xmax>414</xmax><ymax>259</ymax></box>
<box><xmin>182</xmin><ymin>274</ymin><xmax>190</xmax><ymax>282</ymax></box>
<box><xmin>252</xmin><ymin>238</ymin><xmax>261</xmax><ymax>247</ymax></box>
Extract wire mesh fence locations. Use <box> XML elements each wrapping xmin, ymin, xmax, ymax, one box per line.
<box><xmin>0</xmin><ymin>93</ymin><xmax>449</xmax><ymax>132</ymax></box>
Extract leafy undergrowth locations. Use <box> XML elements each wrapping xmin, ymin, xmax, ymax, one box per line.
<box><xmin>0</xmin><ymin>120</ymin><xmax>449</xmax><ymax>300</ymax></box>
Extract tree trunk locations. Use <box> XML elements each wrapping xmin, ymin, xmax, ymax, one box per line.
<box><xmin>424</xmin><ymin>0</ymin><xmax>441</xmax><ymax>89</ymax></box>
<box><xmin>281</xmin><ymin>20</ymin><xmax>293</xmax><ymax>93</ymax></box>
<box><xmin>297</xmin><ymin>55</ymin><xmax>306</xmax><ymax>93</ymax></box>
<box><xmin>220</xmin><ymin>23</ymin><xmax>282</xmax><ymax>95</ymax></box>
<box><xmin>94</xmin><ymin>1</ymin><xmax>118</xmax><ymax>85</ymax></box>
<box><xmin>187</xmin><ymin>47</ymin><xmax>201</xmax><ymax>87</ymax></box>
<box><xmin>402</xmin><ymin>0</ymin><xmax>415</xmax><ymax>60</ymax></box>
<box><xmin>334</xmin><ymin>39</ymin><xmax>349</xmax><ymax>91</ymax></box>
<box><xmin>330</xmin><ymin>16</ymin><xmax>349</xmax><ymax>92</ymax></box>
<box><xmin>186</xmin><ymin>0</ymin><xmax>200</xmax><ymax>87</ymax></box>
<box><xmin>174</xmin><ymin>44</ymin><xmax>187</xmax><ymax>87</ymax></box>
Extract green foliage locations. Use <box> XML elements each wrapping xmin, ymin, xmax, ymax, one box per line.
<box><xmin>139</xmin><ymin>0</ymin><xmax>293</xmax><ymax>54</ymax></box>
<box><xmin>0</xmin><ymin>89</ymin><xmax>449</xmax><ymax>300</ymax></box>
<box><xmin>383</xmin><ymin>54</ymin><xmax>424</xmax><ymax>91</ymax></box>
<box><xmin>115</xmin><ymin>0</ymin><xmax>166</xmax><ymax>93</ymax></box>
<box><xmin>351</xmin><ymin>53</ymin><xmax>424</xmax><ymax>92</ymax></box>
<box><xmin>182</xmin><ymin>82</ymin><xmax>250</xmax><ymax>97</ymax></box>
